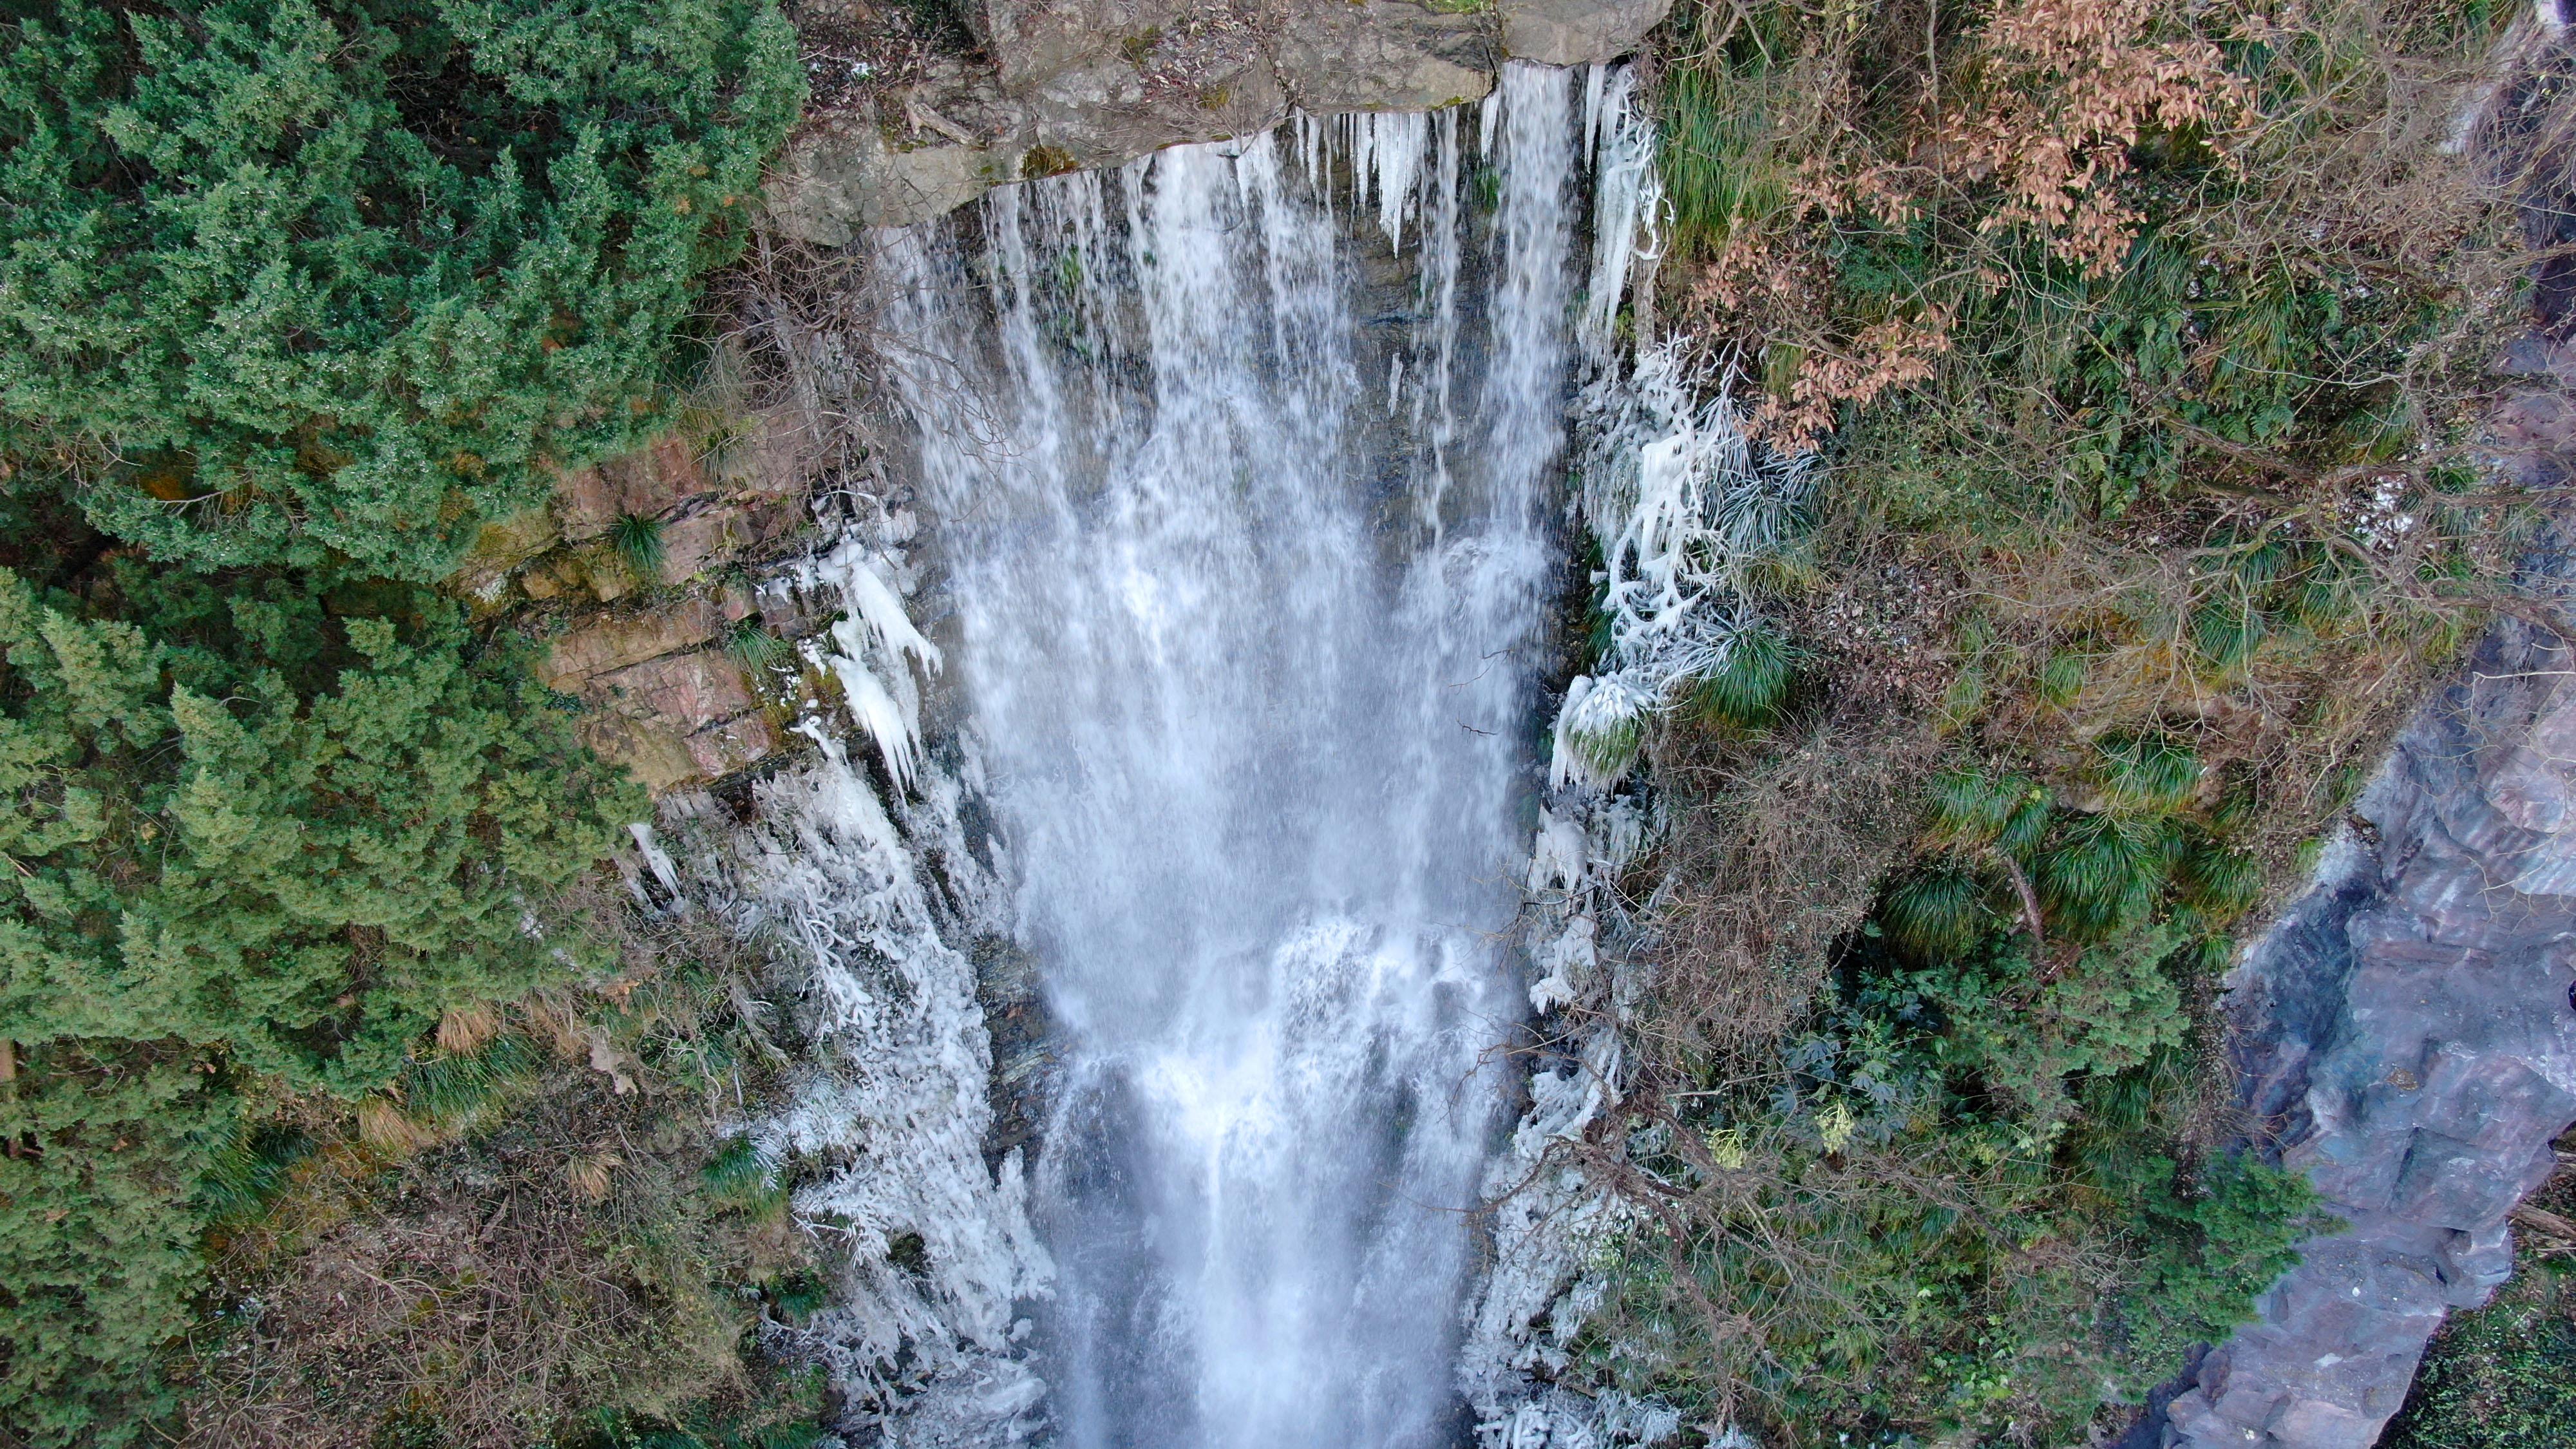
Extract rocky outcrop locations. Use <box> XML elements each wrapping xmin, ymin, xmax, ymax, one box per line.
<box><xmin>450</xmin><ymin>405</ymin><xmax>827</xmax><ymax>793</ymax></box>
<box><xmin>454</xmin><ymin>408</ymin><xmax>815</xmax><ymax>609</ymax></box>
<box><xmin>762</xmin><ymin>0</ymin><xmax>1672</xmax><ymax>240</ymax></box>
<box><xmin>535</xmin><ymin>594</ymin><xmax>786</xmax><ymax>793</ymax></box>
<box><xmin>2137</xmin><ymin>608</ymin><xmax>2576</xmax><ymax>1449</ymax></box>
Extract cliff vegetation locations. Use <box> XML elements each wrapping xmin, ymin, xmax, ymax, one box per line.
<box><xmin>1557</xmin><ymin>0</ymin><xmax>2562</xmax><ymax>1443</ymax></box>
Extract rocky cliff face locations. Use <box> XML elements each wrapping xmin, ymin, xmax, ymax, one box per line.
<box><xmin>763</xmin><ymin>0</ymin><xmax>1672</xmax><ymax>239</ymax></box>
<box><xmin>451</xmin><ymin>406</ymin><xmax>824</xmax><ymax>792</ymax></box>
<box><xmin>2137</xmin><ymin>603</ymin><xmax>2576</xmax><ymax>1448</ymax></box>
<box><xmin>2129</xmin><ymin>32</ymin><xmax>2576</xmax><ymax>1443</ymax></box>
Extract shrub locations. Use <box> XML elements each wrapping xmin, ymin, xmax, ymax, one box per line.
<box><xmin>178</xmin><ymin>944</ymin><xmax>826</xmax><ymax>1445</ymax></box>
<box><xmin>0</xmin><ymin>0</ymin><xmax>802</xmax><ymax>578</ymax></box>
<box><xmin>2121</xmin><ymin>1153</ymin><xmax>2334</xmax><ymax>1367</ymax></box>
<box><xmin>0</xmin><ymin>562</ymin><xmax>639</xmax><ymax>1444</ymax></box>
<box><xmin>1571</xmin><ymin>0</ymin><xmax>2530</xmax><ymax>1440</ymax></box>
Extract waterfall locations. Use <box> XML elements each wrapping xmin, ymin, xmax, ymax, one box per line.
<box><xmin>851</xmin><ymin>64</ymin><xmax>1579</xmax><ymax>1449</ymax></box>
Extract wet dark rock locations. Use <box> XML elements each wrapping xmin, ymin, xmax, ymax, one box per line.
<box><xmin>2148</xmin><ymin>613</ymin><xmax>2576</xmax><ymax>1448</ymax></box>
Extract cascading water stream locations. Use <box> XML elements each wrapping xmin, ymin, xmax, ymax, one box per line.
<box><xmin>868</xmin><ymin>66</ymin><xmax>1581</xmax><ymax>1448</ymax></box>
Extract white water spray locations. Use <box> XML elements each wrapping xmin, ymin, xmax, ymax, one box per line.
<box><xmin>861</xmin><ymin>65</ymin><xmax>1581</xmax><ymax>1449</ymax></box>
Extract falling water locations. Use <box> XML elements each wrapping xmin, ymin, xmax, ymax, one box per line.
<box><xmin>869</xmin><ymin>65</ymin><xmax>1582</xmax><ymax>1448</ymax></box>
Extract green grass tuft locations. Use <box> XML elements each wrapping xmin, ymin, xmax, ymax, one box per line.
<box><xmin>1881</xmin><ymin>867</ymin><xmax>1991</xmax><ymax>960</ymax></box>
<box><xmin>2040</xmin><ymin>810</ymin><xmax>2182</xmax><ymax>938</ymax></box>
<box><xmin>611</xmin><ymin>512</ymin><xmax>668</xmax><ymax>582</ymax></box>
<box><xmin>402</xmin><ymin>1032</ymin><xmax>544</xmax><ymax>1121</ymax></box>
<box><xmin>699</xmin><ymin>1133</ymin><xmax>774</xmax><ymax>1203</ymax></box>
<box><xmin>1690</xmin><ymin>626</ymin><xmax>1795</xmax><ymax>728</ymax></box>
<box><xmin>722</xmin><ymin>617</ymin><xmax>788</xmax><ymax>673</ymax></box>
<box><xmin>2098</xmin><ymin>733</ymin><xmax>2202</xmax><ymax>813</ymax></box>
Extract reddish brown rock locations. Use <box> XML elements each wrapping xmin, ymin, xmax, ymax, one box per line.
<box><xmin>741</xmin><ymin>407</ymin><xmax>827</xmax><ymax>505</ymax></box>
<box><xmin>554</xmin><ymin>435</ymin><xmax>715</xmax><ymax>541</ymax></box>
<box><xmin>591</xmin><ymin>650</ymin><xmax>758</xmax><ymax>733</ymax></box>
<box><xmin>515</xmin><ymin>553</ymin><xmax>593</xmax><ymax>601</ymax></box>
<box><xmin>539</xmin><ymin>599</ymin><xmax>732</xmax><ymax>689</ymax></box>
<box><xmin>578</xmin><ymin>714</ymin><xmax>702</xmax><ymax>794</ymax></box>
<box><xmin>686</xmin><ymin>714</ymin><xmax>781</xmax><ymax>779</ymax></box>
<box><xmin>452</xmin><ymin>507</ymin><xmax>562</xmax><ymax>604</ymax></box>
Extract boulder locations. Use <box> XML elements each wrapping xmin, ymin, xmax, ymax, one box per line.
<box><xmin>1497</xmin><ymin>0</ymin><xmax>1671</xmax><ymax>65</ymax></box>
<box><xmin>515</xmin><ymin>551</ymin><xmax>595</xmax><ymax>602</ymax></box>
<box><xmin>658</xmin><ymin>511</ymin><xmax>739</xmax><ymax>587</ymax></box>
<box><xmin>735</xmin><ymin>405</ymin><xmax>828</xmax><ymax>504</ymax></box>
<box><xmin>775</xmin><ymin>0</ymin><xmax>1718</xmax><ymax>234</ymax></box>
<box><xmin>2490</xmin><ymin>388</ymin><xmax>2576</xmax><ymax>452</ymax></box>
<box><xmin>766</xmin><ymin>114</ymin><xmax>1027</xmax><ymax>243</ymax></box>
<box><xmin>978</xmin><ymin>0</ymin><xmax>1204</xmax><ymax>90</ymax></box>
<box><xmin>1269</xmin><ymin>0</ymin><xmax>1499</xmax><ymax>113</ymax></box>
<box><xmin>1025</xmin><ymin>21</ymin><xmax>1286</xmax><ymax>168</ymax></box>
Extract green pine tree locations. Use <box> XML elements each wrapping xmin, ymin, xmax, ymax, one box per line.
<box><xmin>0</xmin><ymin>562</ymin><xmax>643</xmax><ymax>1444</ymax></box>
<box><xmin>0</xmin><ymin>0</ymin><xmax>803</xmax><ymax>578</ymax></box>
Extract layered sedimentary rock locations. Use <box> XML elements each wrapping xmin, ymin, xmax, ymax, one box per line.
<box><xmin>2141</xmin><ymin>609</ymin><xmax>2576</xmax><ymax>1448</ymax></box>
<box><xmin>763</xmin><ymin>0</ymin><xmax>1672</xmax><ymax>240</ymax></box>
<box><xmin>448</xmin><ymin>407</ymin><xmax>820</xmax><ymax>791</ymax></box>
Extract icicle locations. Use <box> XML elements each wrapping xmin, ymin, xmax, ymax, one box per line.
<box><xmin>1368</xmin><ymin>110</ymin><xmax>1428</xmax><ymax>250</ymax></box>
<box><xmin>802</xmin><ymin>538</ymin><xmax>942</xmax><ymax>795</ymax></box>
<box><xmin>1578</xmin><ymin>65</ymin><xmax>1664</xmax><ymax>361</ymax></box>
<box><xmin>822</xmin><ymin>538</ymin><xmax>942</xmax><ymax>673</ymax></box>
<box><xmin>1582</xmin><ymin>62</ymin><xmax>1608</xmax><ymax>166</ymax></box>
<box><xmin>627</xmin><ymin>821</ymin><xmax>685</xmax><ymax>907</ymax></box>
<box><xmin>726</xmin><ymin>721</ymin><xmax>1051</xmax><ymax>1405</ymax></box>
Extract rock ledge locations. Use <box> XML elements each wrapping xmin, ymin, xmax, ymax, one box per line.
<box><xmin>764</xmin><ymin>0</ymin><xmax>1672</xmax><ymax>240</ymax></box>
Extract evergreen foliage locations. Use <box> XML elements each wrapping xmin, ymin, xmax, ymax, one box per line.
<box><xmin>0</xmin><ymin>0</ymin><xmax>803</xmax><ymax>578</ymax></box>
<box><xmin>0</xmin><ymin>562</ymin><xmax>640</xmax><ymax>1444</ymax></box>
